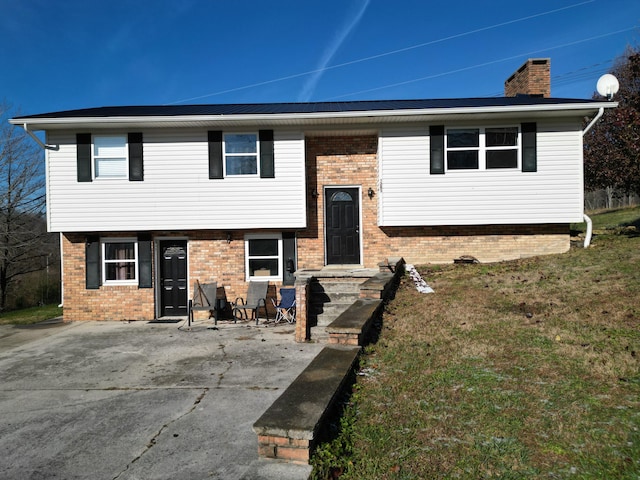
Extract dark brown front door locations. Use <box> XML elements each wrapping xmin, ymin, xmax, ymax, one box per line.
<box><xmin>159</xmin><ymin>240</ymin><xmax>188</xmax><ymax>316</ymax></box>
<box><xmin>325</xmin><ymin>187</ymin><xmax>360</xmax><ymax>265</ymax></box>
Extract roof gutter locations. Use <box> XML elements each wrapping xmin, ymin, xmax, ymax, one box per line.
<box><xmin>11</xmin><ymin>101</ymin><xmax>615</xmax><ymax>129</ymax></box>
<box><xmin>20</xmin><ymin>123</ymin><xmax>57</xmax><ymax>150</ymax></box>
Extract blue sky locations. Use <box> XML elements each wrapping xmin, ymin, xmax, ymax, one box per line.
<box><xmin>1</xmin><ymin>0</ymin><xmax>639</xmax><ymax>116</ymax></box>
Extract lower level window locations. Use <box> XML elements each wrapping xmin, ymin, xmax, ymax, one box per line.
<box><xmin>102</xmin><ymin>238</ymin><xmax>138</xmax><ymax>284</ymax></box>
<box><xmin>245</xmin><ymin>234</ymin><xmax>282</xmax><ymax>281</ymax></box>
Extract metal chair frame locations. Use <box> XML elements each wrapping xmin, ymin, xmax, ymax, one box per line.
<box><xmin>271</xmin><ymin>288</ymin><xmax>296</xmax><ymax>324</ymax></box>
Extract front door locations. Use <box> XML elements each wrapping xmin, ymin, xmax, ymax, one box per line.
<box><xmin>325</xmin><ymin>187</ymin><xmax>361</xmax><ymax>265</ymax></box>
<box><xmin>159</xmin><ymin>240</ymin><xmax>188</xmax><ymax>316</ymax></box>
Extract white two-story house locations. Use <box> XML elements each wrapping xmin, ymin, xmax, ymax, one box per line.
<box><xmin>11</xmin><ymin>59</ymin><xmax>615</xmax><ymax>324</ymax></box>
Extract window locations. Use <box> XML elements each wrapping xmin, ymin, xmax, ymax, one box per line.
<box><xmin>102</xmin><ymin>238</ymin><xmax>138</xmax><ymax>284</ymax></box>
<box><xmin>486</xmin><ymin>127</ymin><xmax>518</xmax><ymax>169</ymax></box>
<box><xmin>445</xmin><ymin>126</ymin><xmax>519</xmax><ymax>171</ymax></box>
<box><xmin>447</xmin><ymin>128</ymin><xmax>479</xmax><ymax>169</ymax></box>
<box><xmin>245</xmin><ymin>234</ymin><xmax>282</xmax><ymax>280</ymax></box>
<box><xmin>93</xmin><ymin>135</ymin><xmax>128</xmax><ymax>178</ymax></box>
<box><xmin>224</xmin><ymin>133</ymin><xmax>259</xmax><ymax>175</ymax></box>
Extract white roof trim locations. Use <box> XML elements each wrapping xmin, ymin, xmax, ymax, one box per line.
<box><xmin>11</xmin><ymin>101</ymin><xmax>617</xmax><ymax>130</ymax></box>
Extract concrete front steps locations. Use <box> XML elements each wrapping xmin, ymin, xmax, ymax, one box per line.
<box><xmin>252</xmin><ymin>259</ymin><xmax>405</xmax><ymax>469</ymax></box>
<box><xmin>301</xmin><ymin>267</ymin><xmax>380</xmax><ymax>343</ymax></box>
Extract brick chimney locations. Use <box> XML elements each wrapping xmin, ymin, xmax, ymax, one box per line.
<box><xmin>504</xmin><ymin>58</ymin><xmax>551</xmax><ymax>98</ymax></box>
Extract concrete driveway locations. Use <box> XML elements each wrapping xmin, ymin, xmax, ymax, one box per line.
<box><xmin>0</xmin><ymin>320</ymin><xmax>324</xmax><ymax>480</ymax></box>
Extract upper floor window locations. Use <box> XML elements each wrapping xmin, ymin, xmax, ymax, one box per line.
<box><xmin>447</xmin><ymin>128</ymin><xmax>479</xmax><ymax>169</ymax></box>
<box><xmin>445</xmin><ymin>126</ymin><xmax>519</xmax><ymax>171</ymax></box>
<box><xmin>485</xmin><ymin>127</ymin><xmax>519</xmax><ymax>169</ymax></box>
<box><xmin>93</xmin><ymin>135</ymin><xmax>128</xmax><ymax>178</ymax></box>
<box><xmin>224</xmin><ymin>133</ymin><xmax>259</xmax><ymax>176</ymax></box>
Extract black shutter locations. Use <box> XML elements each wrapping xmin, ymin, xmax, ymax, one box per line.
<box><xmin>429</xmin><ymin>125</ymin><xmax>445</xmax><ymax>174</ymax></box>
<box><xmin>138</xmin><ymin>233</ymin><xmax>152</xmax><ymax>288</ymax></box>
<box><xmin>522</xmin><ymin>122</ymin><xmax>537</xmax><ymax>172</ymax></box>
<box><xmin>208</xmin><ymin>131</ymin><xmax>223</xmax><ymax>179</ymax></box>
<box><xmin>259</xmin><ymin>129</ymin><xmax>274</xmax><ymax>178</ymax></box>
<box><xmin>86</xmin><ymin>235</ymin><xmax>101</xmax><ymax>289</ymax></box>
<box><xmin>77</xmin><ymin>133</ymin><xmax>92</xmax><ymax>182</ymax></box>
<box><xmin>128</xmin><ymin>132</ymin><xmax>144</xmax><ymax>181</ymax></box>
<box><xmin>282</xmin><ymin>232</ymin><xmax>296</xmax><ymax>286</ymax></box>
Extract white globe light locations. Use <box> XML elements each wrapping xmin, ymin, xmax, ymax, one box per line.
<box><xmin>596</xmin><ymin>74</ymin><xmax>620</xmax><ymax>99</ymax></box>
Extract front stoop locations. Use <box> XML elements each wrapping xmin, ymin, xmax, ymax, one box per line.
<box><xmin>296</xmin><ymin>259</ymin><xmax>404</xmax><ymax>344</ymax></box>
<box><xmin>253</xmin><ymin>346</ymin><xmax>360</xmax><ymax>464</ymax></box>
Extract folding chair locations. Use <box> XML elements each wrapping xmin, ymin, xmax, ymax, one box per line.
<box><xmin>188</xmin><ymin>281</ymin><xmax>218</xmax><ymax>327</ymax></box>
<box><xmin>271</xmin><ymin>288</ymin><xmax>296</xmax><ymax>324</ymax></box>
<box><xmin>231</xmin><ymin>281</ymin><xmax>269</xmax><ymax>325</ymax></box>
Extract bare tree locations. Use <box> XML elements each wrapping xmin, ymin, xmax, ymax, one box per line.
<box><xmin>0</xmin><ymin>101</ymin><xmax>51</xmax><ymax>310</ymax></box>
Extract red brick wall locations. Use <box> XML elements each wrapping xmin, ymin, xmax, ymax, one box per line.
<box><xmin>62</xmin><ymin>231</ymin><xmax>284</xmax><ymax>322</ymax></box>
<box><xmin>299</xmin><ymin>135</ymin><xmax>379</xmax><ymax>269</ymax></box>
<box><xmin>62</xmin><ymin>233</ymin><xmax>155</xmax><ymax>321</ymax></box>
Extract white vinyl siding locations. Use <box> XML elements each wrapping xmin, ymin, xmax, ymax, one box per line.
<box><xmin>379</xmin><ymin>120</ymin><xmax>584</xmax><ymax>226</ymax></box>
<box><xmin>45</xmin><ymin>130</ymin><xmax>306</xmax><ymax>232</ymax></box>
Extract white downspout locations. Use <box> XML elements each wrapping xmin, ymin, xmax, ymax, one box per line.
<box><xmin>20</xmin><ymin>123</ymin><xmax>62</xmax><ymax>305</ymax></box>
<box><xmin>583</xmin><ymin>214</ymin><xmax>593</xmax><ymax>248</ymax></box>
<box><xmin>21</xmin><ymin>123</ymin><xmax>57</xmax><ymax>150</ymax></box>
<box><xmin>582</xmin><ymin>107</ymin><xmax>604</xmax><ymax>136</ymax></box>
<box><xmin>58</xmin><ymin>232</ymin><xmax>64</xmax><ymax>308</ymax></box>
<box><xmin>581</xmin><ymin>107</ymin><xmax>604</xmax><ymax>248</ymax></box>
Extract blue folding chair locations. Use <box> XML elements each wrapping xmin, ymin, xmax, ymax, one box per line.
<box><xmin>271</xmin><ymin>288</ymin><xmax>296</xmax><ymax>324</ymax></box>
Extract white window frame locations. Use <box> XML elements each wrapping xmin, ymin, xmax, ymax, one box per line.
<box><xmin>244</xmin><ymin>233</ymin><xmax>282</xmax><ymax>281</ymax></box>
<box><xmin>92</xmin><ymin>135</ymin><xmax>128</xmax><ymax>179</ymax></box>
<box><xmin>223</xmin><ymin>132</ymin><xmax>260</xmax><ymax>177</ymax></box>
<box><xmin>445</xmin><ymin>126</ymin><xmax>520</xmax><ymax>171</ymax></box>
<box><xmin>101</xmin><ymin>237</ymin><xmax>138</xmax><ymax>285</ymax></box>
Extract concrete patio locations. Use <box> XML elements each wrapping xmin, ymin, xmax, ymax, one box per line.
<box><xmin>0</xmin><ymin>319</ymin><xmax>324</xmax><ymax>479</ymax></box>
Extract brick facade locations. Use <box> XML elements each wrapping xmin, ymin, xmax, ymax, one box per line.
<box><xmin>62</xmin><ymin>233</ymin><xmax>155</xmax><ymax>322</ymax></box>
<box><xmin>62</xmin><ymin>231</ymin><xmax>284</xmax><ymax>322</ymax></box>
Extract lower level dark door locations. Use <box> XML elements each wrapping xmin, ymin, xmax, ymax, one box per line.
<box><xmin>159</xmin><ymin>240</ymin><xmax>188</xmax><ymax>316</ymax></box>
<box><xmin>325</xmin><ymin>187</ymin><xmax>361</xmax><ymax>265</ymax></box>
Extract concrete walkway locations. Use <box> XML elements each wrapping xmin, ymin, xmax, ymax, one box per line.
<box><xmin>0</xmin><ymin>320</ymin><xmax>324</xmax><ymax>479</ymax></box>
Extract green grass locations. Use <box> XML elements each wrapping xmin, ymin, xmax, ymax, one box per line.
<box><xmin>572</xmin><ymin>205</ymin><xmax>640</xmax><ymax>232</ymax></box>
<box><xmin>0</xmin><ymin>304</ymin><xmax>63</xmax><ymax>326</ymax></box>
<box><xmin>312</xmin><ymin>209</ymin><xmax>640</xmax><ymax>479</ymax></box>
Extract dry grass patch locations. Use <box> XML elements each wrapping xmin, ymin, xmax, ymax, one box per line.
<box><xmin>312</xmin><ymin>216</ymin><xmax>640</xmax><ymax>479</ymax></box>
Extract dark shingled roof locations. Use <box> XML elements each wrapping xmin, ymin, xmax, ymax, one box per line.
<box><xmin>13</xmin><ymin>97</ymin><xmax>603</xmax><ymax>120</ymax></box>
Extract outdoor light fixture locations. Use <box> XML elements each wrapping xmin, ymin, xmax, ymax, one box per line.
<box><xmin>311</xmin><ymin>189</ymin><xmax>319</xmax><ymax>198</ymax></box>
<box><xmin>368</xmin><ymin>187</ymin><xmax>375</xmax><ymax>199</ymax></box>
<box><xmin>226</xmin><ymin>232</ymin><xmax>232</xmax><ymax>244</ymax></box>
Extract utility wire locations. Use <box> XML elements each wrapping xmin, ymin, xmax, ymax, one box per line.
<box><xmin>166</xmin><ymin>0</ymin><xmax>596</xmax><ymax>104</ymax></box>
<box><xmin>327</xmin><ymin>27</ymin><xmax>635</xmax><ymax>100</ymax></box>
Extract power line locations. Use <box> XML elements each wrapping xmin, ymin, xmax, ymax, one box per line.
<box><xmin>166</xmin><ymin>0</ymin><xmax>596</xmax><ymax>105</ymax></box>
<box><xmin>328</xmin><ymin>27</ymin><xmax>635</xmax><ymax>100</ymax></box>
<box><xmin>482</xmin><ymin>59</ymin><xmax>616</xmax><ymax>97</ymax></box>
